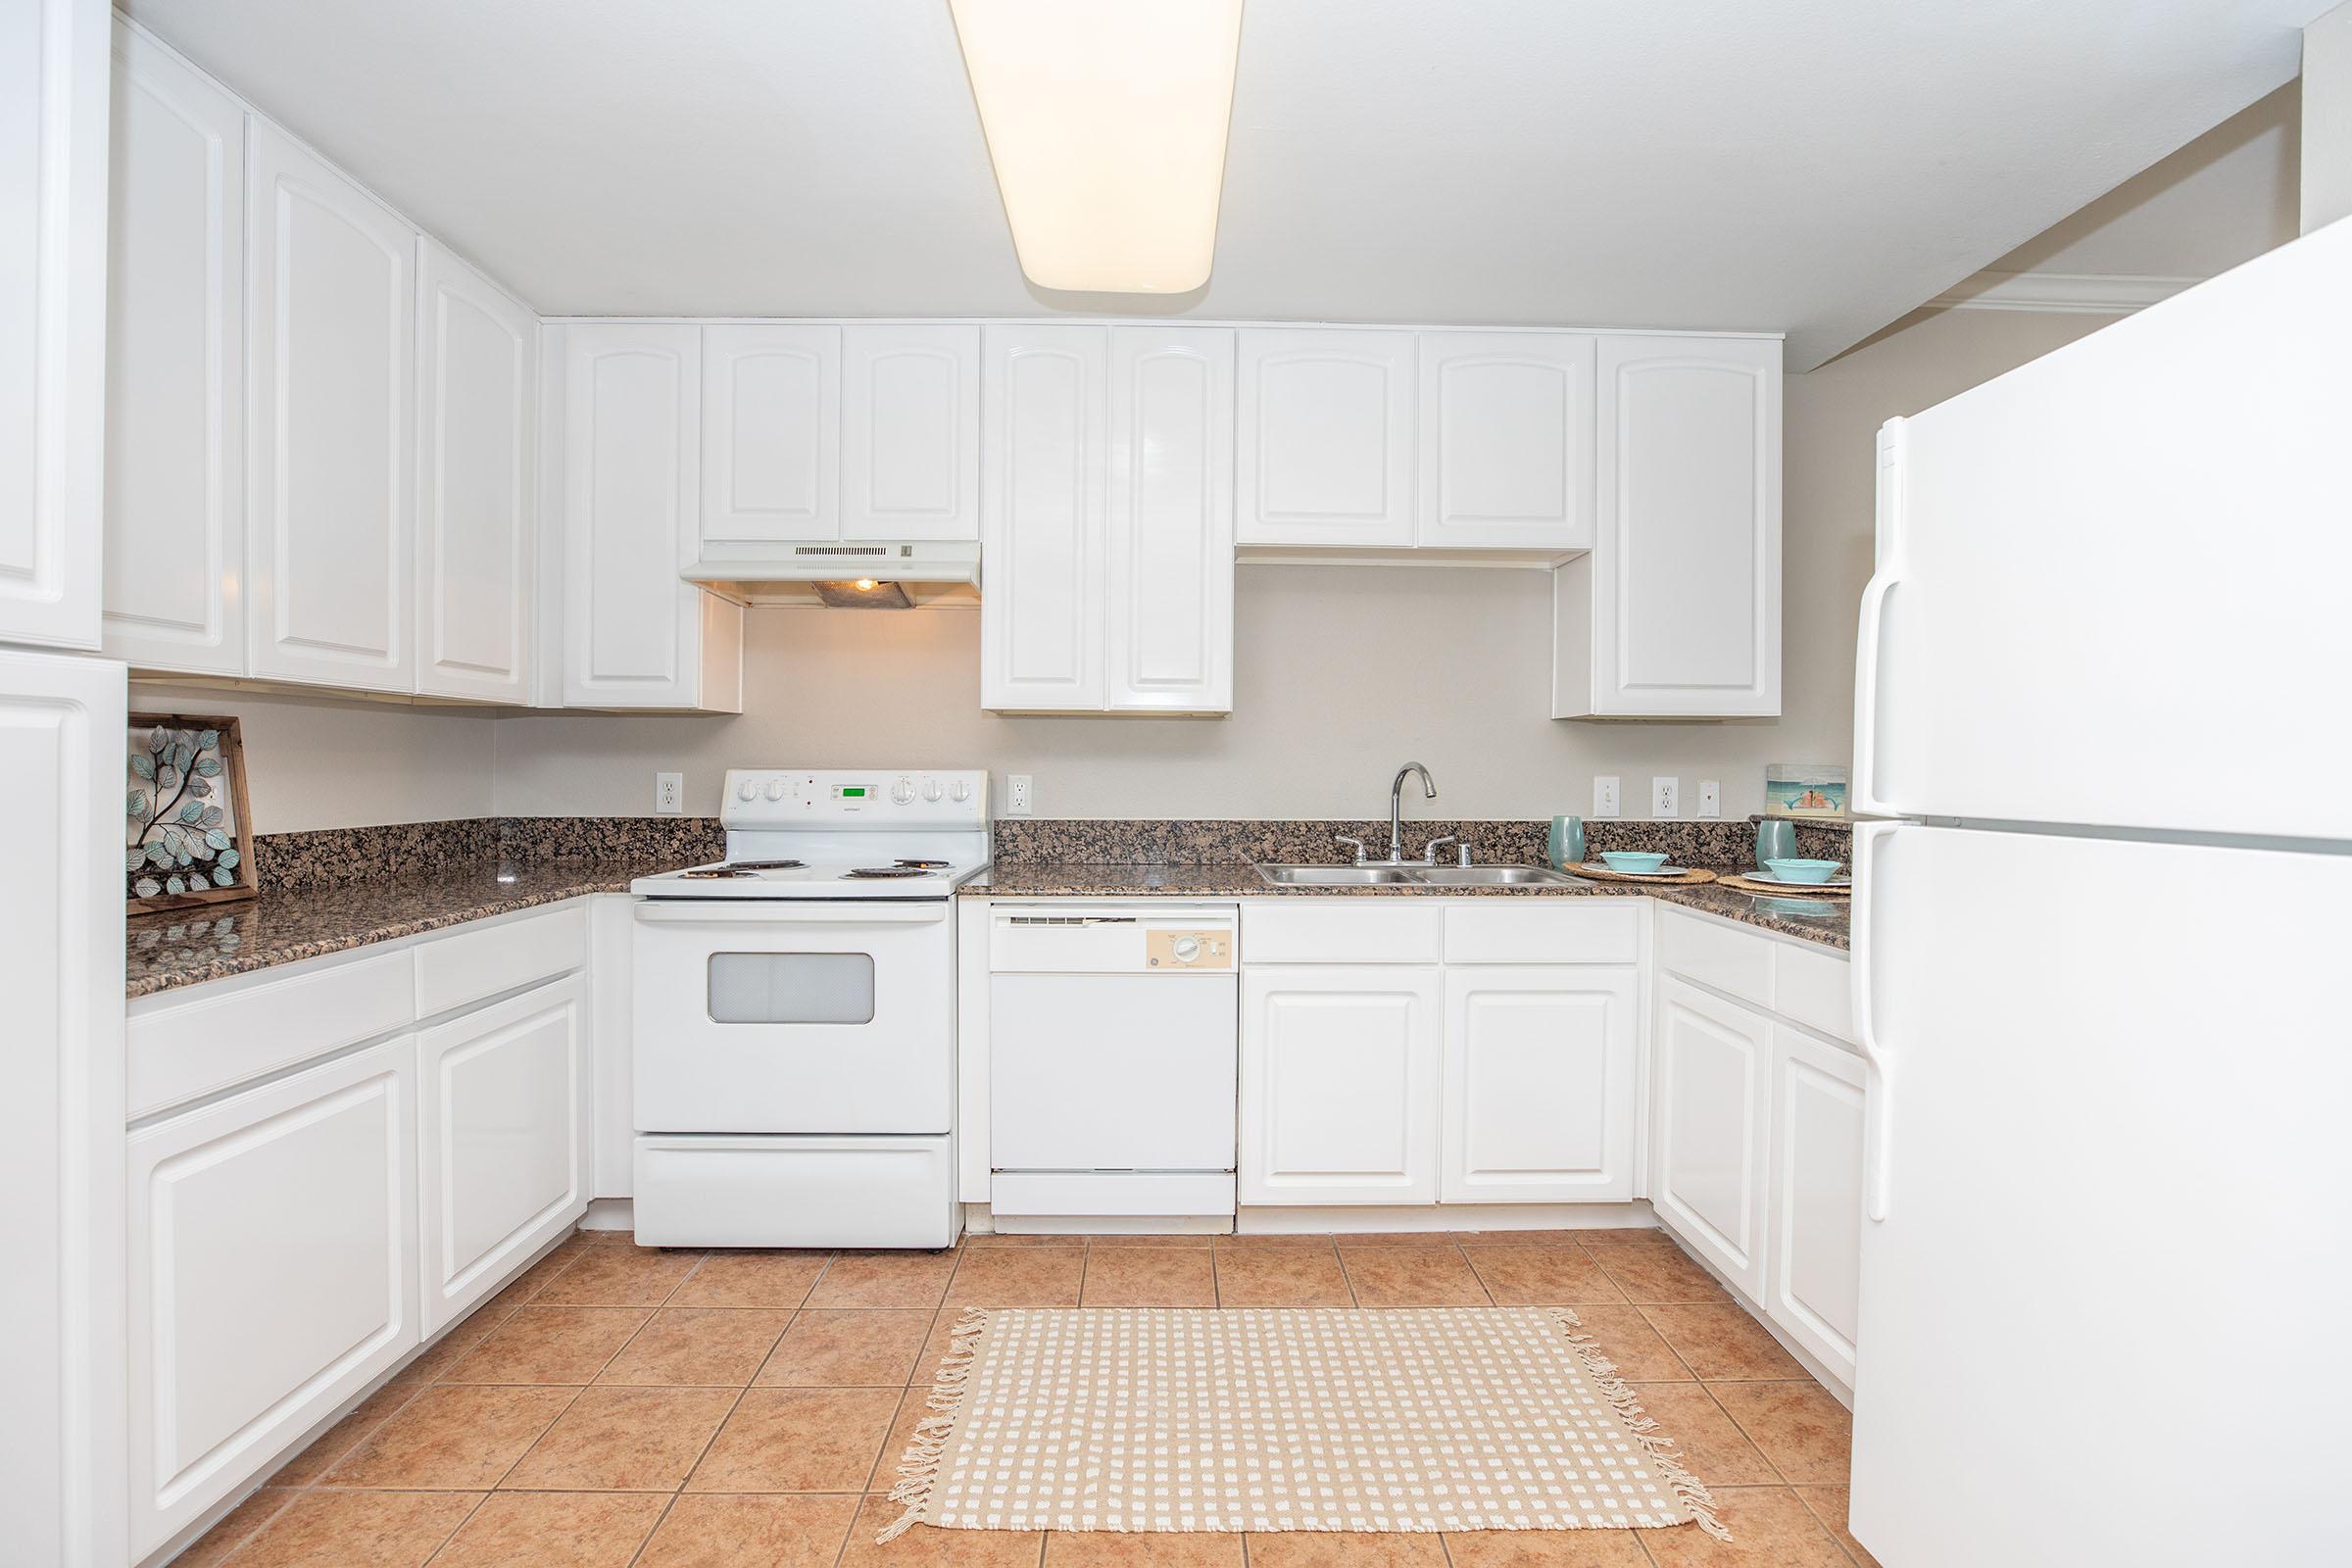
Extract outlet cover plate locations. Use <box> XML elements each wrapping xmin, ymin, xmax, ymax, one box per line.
<box><xmin>1006</xmin><ymin>774</ymin><xmax>1034</xmax><ymax>816</ymax></box>
<box><xmin>655</xmin><ymin>772</ymin><xmax>683</xmax><ymax>814</ymax></box>
<box><xmin>1651</xmin><ymin>777</ymin><xmax>1679</xmax><ymax>818</ymax></box>
<box><xmin>1593</xmin><ymin>775</ymin><xmax>1621</xmax><ymax>818</ymax></box>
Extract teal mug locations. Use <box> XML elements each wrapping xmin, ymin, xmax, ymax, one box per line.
<box><xmin>1755</xmin><ymin>817</ymin><xmax>1798</xmax><ymax>868</ymax></box>
<box><xmin>1547</xmin><ymin>815</ymin><xmax>1587</xmax><ymax>870</ymax></box>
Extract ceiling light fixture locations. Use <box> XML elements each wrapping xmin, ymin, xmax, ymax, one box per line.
<box><xmin>948</xmin><ymin>0</ymin><xmax>1245</xmax><ymax>295</ymax></box>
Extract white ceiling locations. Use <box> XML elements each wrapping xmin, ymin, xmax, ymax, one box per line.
<box><xmin>122</xmin><ymin>0</ymin><xmax>2323</xmax><ymax>368</ymax></box>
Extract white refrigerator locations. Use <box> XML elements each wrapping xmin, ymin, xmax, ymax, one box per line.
<box><xmin>1846</xmin><ymin>215</ymin><xmax>2352</xmax><ymax>1565</ymax></box>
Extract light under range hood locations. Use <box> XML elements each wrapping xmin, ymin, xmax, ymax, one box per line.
<box><xmin>683</xmin><ymin>542</ymin><xmax>981</xmax><ymax>608</ymax></box>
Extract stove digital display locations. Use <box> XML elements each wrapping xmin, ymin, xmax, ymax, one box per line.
<box><xmin>835</xmin><ymin>786</ymin><xmax>866</xmax><ymax>799</ymax></box>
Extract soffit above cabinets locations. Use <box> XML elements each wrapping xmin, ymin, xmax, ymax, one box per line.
<box><xmin>118</xmin><ymin>0</ymin><xmax>2311</xmax><ymax>369</ymax></box>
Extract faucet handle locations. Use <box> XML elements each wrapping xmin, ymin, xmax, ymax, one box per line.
<box><xmin>1420</xmin><ymin>835</ymin><xmax>1458</xmax><ymax>865</ymax></box>
<box><xmin>1333</xmin><ymin>834</ymin><xmax>1369</xmax><ymax>865</ymax></box>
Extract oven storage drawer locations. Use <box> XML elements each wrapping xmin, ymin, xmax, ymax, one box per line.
<box><xmin>632</xmin><ymin>1134</ymin><xmax>956</xmax><ymax>1248</ymax></box>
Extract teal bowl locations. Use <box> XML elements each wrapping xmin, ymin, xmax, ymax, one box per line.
<box><xmin>1598</xmin><ymin>851</ymin><xmax>1669</xmax><ymax>874</ymax></box>
<box><xmin>1763</xmin><ymin>857</ymin><xmax>1844</xmax><ymax>883</ymax></box>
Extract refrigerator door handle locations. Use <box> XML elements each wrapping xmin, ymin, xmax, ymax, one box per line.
<box><xmin>1851</xmin><ymin>818</ymin><xmax>1901</xmax><ymax>1222</ymax></box>
<box><xmin>1853</xmin><ymin>419</ymin><xmax>1907</xmax><ymax>817</ymax></box>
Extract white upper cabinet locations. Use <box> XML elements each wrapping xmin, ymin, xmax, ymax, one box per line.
<box><xmin>1104</xmin><ymin>327</ymin><xmax>1234</xmax><ymax>713</ymax></box>
<box><xmin>1555</xmin><ymin>334</ymin><xmax>1782</xmax><ymax>717</ymax></box>
<box><xmin>1236</xmin><ymin>328</ymin><xmax>1416</xmax><ymax>549</ymax></box>
<box><xmin>700</xmin><ymin>323</ymin><xmax>839</xmax><ymax>548</ymax></box>
<box><xmin>243</xmin><ymin>119</ymin><xmax>417</xmax><ymax>693</ymax></box>
<box><xmin>2</xmin><ymin>0</ymin><xmax>109</xmax><ymax>650</ymax></box>
<box><xmin>1417</xmin><ymin>331</ymin><xmax>1594</xmax><ymax>551</ymax></box>
<box><xmin>842</xmin><ymin>323</ymin><xmax>979</xmax><ymax>541</ymax></box>
<box><xmin>415</xmin><ymin>238</ymin><xmax>535</xmax><ymax>704</ymax></box>
<box><xmin>559</xmin><ymin>322</ymin><xmax>741</xmax><ymax>710</ymax></box>
<box><xmin>1440</xmin><ymin>964</ymin><xmax>1637</xmax><ymax>1203</ymax></box>
<box><xmin>980</xmin><ymin>324</ymin><xmax>1106</xmax><ymax>710</ymax></box>
<box><xmin>102</xmin><ymin>22</ymin><xmax>245</xmax><ymax>674</ymax></box>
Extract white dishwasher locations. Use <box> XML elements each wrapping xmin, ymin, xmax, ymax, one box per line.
<box><xmin>988</xmin><ymin>904</ymin><xmax>1238</xmax><ymax>1221</ymax></box>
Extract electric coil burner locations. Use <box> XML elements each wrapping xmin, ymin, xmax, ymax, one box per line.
<box><xmin>847</xmin><ymin>865</ymin><xmax>932</xmax><ymax>879</ymax></box>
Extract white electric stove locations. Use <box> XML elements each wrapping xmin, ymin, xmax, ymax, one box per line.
<box><xmin>629</xmin><ymin>769</ymin><xmax>989</xmax><ymax>1249</ymax></box>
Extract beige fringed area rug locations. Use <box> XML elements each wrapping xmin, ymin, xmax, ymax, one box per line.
<box><xmin>879</xmin><ymin>1305</ymin><xmax>1726</xmax><ymax>1543</ymax></box>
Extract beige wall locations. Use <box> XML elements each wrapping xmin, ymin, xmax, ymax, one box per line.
<box><xmin>489</xmin><ymin>308</ymin><xmax>2104</xmax><ymax>822</ymax></box>
<box><xmin>130</xmin><ymin>682</ymin><xmax>500</xmax><ymax>834</ymax></box>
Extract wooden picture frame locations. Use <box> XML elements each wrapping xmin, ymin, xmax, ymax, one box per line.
<box><xmin>125</xmin><ymin>713</ymin><xmax>259</xmax><ymax>913</ymax></box>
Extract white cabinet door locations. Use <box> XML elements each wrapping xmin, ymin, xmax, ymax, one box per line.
<box><xmin>244</xmin><ymin>119</ymin><xmax>416</xmax><ymax>692</ymax></box>
<box><xmin>981</xmin><ymin>324</ymin><xmax>1105</xmax><ymax>710</ymax></box>
<box><xmin>127</xmin><ymin>1038</ymin><xmax>418</xmax><ymax>1558</ymax></box>
<box><xmin>1557</xmin><ymin>334</ymin><xmax>1781</xmax><ymax>717</ymax></box>
<box><xmin>416</xmin><ymin>975</ymin><xmax>587</xmax><ymax>1335</ymax></box>
<box><xmin>1418</xmin><ymin>331</ymin><xmax>1594</xmax><ymax>551</ymax></box>
<box><xmin>415</xmin><ymin>238</ymin><xmax>534</xmax><ymax>703</ymax></box>
<box><xmin>1</xmin><ymin>0</ymin><xmax>109</xmax><ymax>651</ymax></box>
<box><xmin>1651</xmin><ymin>974</ymin><xmax>1772</xmax><ymax>1297</ymax></box>
<box><xmin>1236</xmin><ymin>328</ymin><xmax>1416</xmax><ymax>548</ymax></box>
<box><xmin>701</xmin><ymin>323</ymin><xmax>839</xmax><ymax>547</ymax></box>
<box><xmin>1240</xmin><ymin>966</ymin><xmax>1441</xmax><ymax>1205</ymax></box>
<box><xmin>842</xmin><ymin>323</ymin><xmax>979</xmax><ymax>542</ymax></box>
<box><xmin>1105</xmin><ymin>326</ymin><xmax>1233</xmax><ymax>713</ymax></box>
<box><xmin>1767</xmin><ymin>1024</ymin><xmax>1863</xmax><ymax>1388</ymax></box>
<box><xmin>1441</xmin><ymin>965</ymin><xmax>1637</xmax><ymax>1203</ymax></box>
<box><xmin>560</xmin><ymin>322</ymin><xmax>741</xmax><ymax>710</ymax></box>
<box><xmin>102</xmin><ymin>22</ymin><xmax>245</xmax><ymax>675</ymax></box>
<box><xmin>1</xmin><ymin>649</ymin><xmax>126</xmax><ymax>1568</ymax></box>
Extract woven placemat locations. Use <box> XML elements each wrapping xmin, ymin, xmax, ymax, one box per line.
<box><xmin>1572</xmin><ymin>863</ymin><xmax>1718</xmax><ymax>886</ymax></box>
<box><xmin>1717</xmin><ymin>872</ymin><xmax>1851</xmax><ymax>897</ymax></box>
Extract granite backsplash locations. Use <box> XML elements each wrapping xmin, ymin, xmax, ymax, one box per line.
<box><xmin>252</xmin><ymin>816</ymin><xmax>726</xmax><ymax>893</ymax></box>
<box><xmin>991</xmin><ymin>817</ymin><xmax>1852</xmax><ymax>870</ymax></box>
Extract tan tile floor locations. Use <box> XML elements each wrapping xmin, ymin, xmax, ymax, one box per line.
<box><xmin>182</xmin><ymin>1228</ymin><xmax>1878</xmax><ymax>1567</ymax></box>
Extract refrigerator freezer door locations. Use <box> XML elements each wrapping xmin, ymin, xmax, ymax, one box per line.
<box><xmin>1847</xmin><ymin>822</ymin><xmax>2350</xmax><ymax>1567</ymax></box>
<box><xmin>1855</xmin><ymin>215</ymin><xmax>2352</xmax><ymax>839</ymax></box>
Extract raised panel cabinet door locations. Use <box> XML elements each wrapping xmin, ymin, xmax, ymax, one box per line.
<box><xmin>980</xmin><ymin>324</ymin><xmax>1106</xmax><ymax>710</ymax></box>
<box><xmin>1105</xmin><ymin>326</ymin><xmax>1234</xmax><ymax>712</ymax></box>
<box><xmin>416</xmin><ymin>975</ymin><xmax>587</xmax><ymax>1335</ymax></box>
<box><xmin>244</xmin><ymin>119</ymin><xmax>416</xmax><ymax>692</ymax></box>
<box><xmin>560</xmin><ymin>322</ymin><xmax>711</xmax><ymax>707</ymax></box>
<box><xmin>1767</xmin><ymin>1023</ymin><xmax>1863</xmax><ymax>1387</ymax></box>
<box><xmin>1417</xmin><ymin>330</ymin><xmax>1595</xmax><ymax>551</ymax></box>
<box><xmin>1235</xmin><ymin>328</ymin><xmax>1416</xmax><ymax>548</ymax></box>
<box><xmin>700</xmin><ymin>322</ymin><xmax>839</xmax><ymax>548</ymax></box>
<box><xmin>126</xmin><ymin>1037</ymin><xmax>418</xmax><ymax>1559</ymax></box>
<box><xmin>1239</xmin><ymin>966</ymin><xmax>1442</xmax><ymax>1205</ymax></box>
<box><xmin>415</xmin><ymin>237</ymin><xmax>534</xmax><ymax>703</ymax></box>
<box><xmin>1441</xmin><ymin>965</ymin><xmax>1637</xmax><ymax>1203</ymax></box>
<box><xmin>842</xmin><ymin>322</ymin><xmax>979</xmax><ymax>541</ymax></box>
<box><xmin>102</xmin><ymin>21</ymin><xmax>246</xmax><ymax>675</ymax></box>
<box><xmin>1650</xmin><ymin>975</ymin><xmax>1772</xmax><ymax>1297</ymax></box>
<box><xmin>1570</xmin><ymin>334</ymin><xmax>1782</xmax><ymax>717</ymax></box>
<box><xmin>2</xmin><ymin>0</ymin><xmax>109</xmax><ymax>650</ymax></box>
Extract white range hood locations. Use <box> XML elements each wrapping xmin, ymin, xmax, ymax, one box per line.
<box><xmin>684</xmin><ymin>542</ymin><xmax>981</xmax><ymax>607</ymax></box>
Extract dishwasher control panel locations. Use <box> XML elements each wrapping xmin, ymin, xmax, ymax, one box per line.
<box><xmin>1147</xmin><ymin>929</ymin><xmax>1232</xmax><ymax>970</ymax></box>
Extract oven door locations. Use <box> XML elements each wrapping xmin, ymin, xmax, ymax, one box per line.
<box><xmin>632</xmin><ymin>900</ymin><xmax>953</xmax><ymax>1134</ymax></box>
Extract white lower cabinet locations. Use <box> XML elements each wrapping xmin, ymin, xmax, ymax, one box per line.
<box><xmin>127</xmin><ymin>1037</ymin><xmax>419</xmax><ymax>1558</ymax></box>
<box><xmin>1240</xmin><ymin>965</ymin><xmax>1442</xmax><ymax>1204</ymax></box>
<box><xmin>1442</xmin><ymin>965</ymin><xmax>1637</xmax><ymax>1203</ymax></box>
<box><xmin>416</xmin><ymin>974</ymin><xmax>588</xmax><ymax>1335</ymax></box>
<box><xmin>1766</xmin><ymin>1023</ymin><xmax>1864</xmax><ymax>1386</ymax></box>
<box><xmin>1650</xmin><ymin>974</ymin><xmax>1772</xmax><ymax>1298</ymax></box>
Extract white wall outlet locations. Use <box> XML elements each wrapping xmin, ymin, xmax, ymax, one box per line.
<box><xmin>1651</xmin><ymin>777</ymin><xmax>1680</xmax><ymax>818</ymax></box>
<box><xmin>1593</xmin><ymin>775</ymin><xmax>1621</xmax><ymax>817</ymax></box>
<box><xmin>1697</xmin><ymin>779</ymin><xmax>1722</xmax><ymax>818</ymax></box>
<box><xmin>654</xmin><ymin>772</ymin><xmax>683</xmax><ymax>814</ymax></box>
<box><xmin>1005</xmin><ymin>773</ymin><xmax>1033</xmax><ymax>816</ymax></box>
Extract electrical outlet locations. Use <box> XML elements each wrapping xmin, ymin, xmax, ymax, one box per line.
<box><xmin>1651</xmin><ymin>777</ymin><xmax>1679</xmax><ymax>818</ymax></box>
<box><xmin>1592</xmin><ymin>775</ymin><xmax>1621</xmax><ymax>818</ymax></box>
<box><xmin>654</xmin><ymin>772</ymin><xmax>683</xmax><ymax>814</ymax></box>
<box><xmin>1006</xmin><ymin>773</ymin><xmax>1033</xmax><ymax>816</ymax></box>
<box><xmin>1697</xmin><ymin>780</ymin><xmax>1722</xmax><ymax>818</ymax></box>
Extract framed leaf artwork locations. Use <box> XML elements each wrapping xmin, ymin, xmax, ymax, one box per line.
<box><xmin>125</xmin><ymin>713</ymin><xmax>258</xmax><ymax>912</ymax></box>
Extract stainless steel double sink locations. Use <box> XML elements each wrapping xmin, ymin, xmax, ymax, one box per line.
<box><xmin>1253</xmin><ymin>862</ymin><xmax>1591</xmax><ymax>888</ymax></box>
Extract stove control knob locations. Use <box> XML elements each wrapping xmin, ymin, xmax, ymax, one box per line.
<box><xmin>764</xmin><ymin>779</ymin><xmax>787</xmax><ymax>801</ymax></box>
<box><xmin>952</xmin><ymin>779</ymin><xmax>973</xmax><ymax>803</ymax></box>
<box><xmin>737</xmin><ymin>779</ymin><xmax>759</xmax><ymax>802</ymax></box>
<box><xmin>921</xmin><ymin>777</ymin><xmax>944</xmax><ymax>803</ymax></box>
<box><xmin>890</xmin><ymin>777</ymin><xmax>916</xmax><ymax>806</ymax></box>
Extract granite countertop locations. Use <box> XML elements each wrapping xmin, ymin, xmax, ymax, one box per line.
<box><xmin>125</xmin><ymin>857</ymin><xmax>693</xmax><ymax>999</ymax></box>
<box><xmin>960</xmin><ymin>861</ymin><xmax>1850</xmax><ymax>949</ymax></box>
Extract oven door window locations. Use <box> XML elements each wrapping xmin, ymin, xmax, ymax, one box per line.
<box><xmin>707</xmin><ymin>953</ymin><xmax>877</xmax><ymax>1025</ymax></box>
